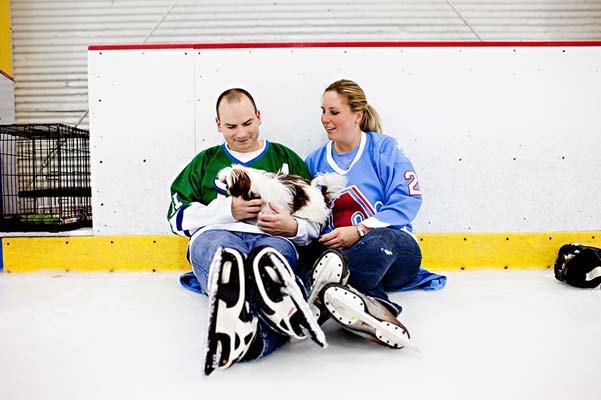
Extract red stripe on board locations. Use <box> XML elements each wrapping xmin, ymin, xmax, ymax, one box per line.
<box><xmin>0</xmin><ymin>69</ymin><xmax>14</xmax><ymax>81</ymax></box>
<box><xmin>88</xmin><ymin>43</ymin><xmax>195</xmax><ymax>51</ymax></box>
<box><xmin>89</xmin><ymin>41</ymin><xmax>601</xmax><ymax>51</ymax></box>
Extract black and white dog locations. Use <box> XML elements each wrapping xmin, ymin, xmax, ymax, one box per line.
<box><xmin>217</xmin><ymin>165</ymin><xmax>346</xmax><ymax>225</ymax></box>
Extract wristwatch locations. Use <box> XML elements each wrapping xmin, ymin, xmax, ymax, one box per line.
<box><xmin>356</xmin><ymin>225</ymin><xmax>366</xmax><ymax>238</ymax></box>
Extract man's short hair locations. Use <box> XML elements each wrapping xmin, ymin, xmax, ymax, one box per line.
<box><xmin>216</xmin><ymin>88</ymin><xmax>258</xmax><ymax>118</ymax></box>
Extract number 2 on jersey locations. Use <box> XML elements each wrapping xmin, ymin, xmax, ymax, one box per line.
<box><xmin>404</xmin><ymin>171</ymin><xmax>422</xmax><ymax>196</ymax></box>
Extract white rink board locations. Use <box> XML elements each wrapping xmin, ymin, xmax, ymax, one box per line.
<box><xmin>88</xmin><ymin>49</ymin><xmax>196</xmax><ymax>235</ymax></box>
<box><xmin>88</xmin><ymin>45</ymin><xmax>601</xmax><ymax>235</ymax></box>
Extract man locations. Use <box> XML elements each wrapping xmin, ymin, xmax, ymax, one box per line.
<box><xmin>168</xmin><ymin>88</ymin><xmax>324</xmax><ymax>375</ymax></box>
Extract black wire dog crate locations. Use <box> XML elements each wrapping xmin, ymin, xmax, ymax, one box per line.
<box><xmin>0</xmin><ymin>124</ymin><xmax>92</xmax><ymax>231</ymax></box>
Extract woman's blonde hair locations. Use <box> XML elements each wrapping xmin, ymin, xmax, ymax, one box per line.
<box><xmin>324</xmin><ymin>79</ymin><xmax>382</xmax><ymax>133</ymax></box>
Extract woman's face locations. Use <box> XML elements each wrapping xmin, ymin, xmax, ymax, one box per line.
<box><xmin>320</xmin><ymin>90</ymin><xmax>362</xmax><ymax>142</ymax></box>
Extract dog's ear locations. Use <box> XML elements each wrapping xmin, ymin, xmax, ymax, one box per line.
<box><xmin>217</xmin><ymin>167</ymin><xmax>231</xmax><ymax>186</ymax></box>
<box><xmin>228</xmin><ymin>168</ymin><xmax>253</xmax><ymax>200</ymax></box>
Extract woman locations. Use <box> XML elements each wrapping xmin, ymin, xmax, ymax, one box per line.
<box><xmin>302</xmin><ymin>79</ymin><xmax>443</xmax><ymax>349</ymax></box>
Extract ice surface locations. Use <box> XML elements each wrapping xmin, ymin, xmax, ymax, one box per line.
<box><xmin>1</xmin><ymin>270</ymin><xmax>599</xmax><ymax>400</ymax></box>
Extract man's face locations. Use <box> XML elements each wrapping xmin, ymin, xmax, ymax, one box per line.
<box><xmin>216</xmin><ymin>96</ymin><xmax>262</xmax><ymax>153</ymax></box>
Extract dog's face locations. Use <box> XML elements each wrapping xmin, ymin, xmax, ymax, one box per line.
<box><xmin>217</xmin><ymin>166</ymin><xmax>256</xmax><ymax>200</ymax></box>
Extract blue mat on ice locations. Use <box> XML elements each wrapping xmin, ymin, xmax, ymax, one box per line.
<box><xmin>179</xmin><ymin>267</ymin><xmax>446</xmax><ymax>296</ymax></box>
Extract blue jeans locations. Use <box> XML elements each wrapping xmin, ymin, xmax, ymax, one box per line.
<box><xmin>298</xmin><ymin>228</ymin><xmax>421</xmax><ymax>316</ymax></box>
<box><xmin>189</xmin><ymin>230</ymin><xmax>298</xmax><ymax>359</ymax></box>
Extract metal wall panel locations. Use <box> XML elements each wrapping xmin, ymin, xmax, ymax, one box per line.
<box><xmin>11</xmin><ymin>0</ymin><xmax>601</xmax><ymax>129</ymax></box>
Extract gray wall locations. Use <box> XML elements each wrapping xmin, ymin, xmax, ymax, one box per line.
<box><xmin>10</xmin><ymin>0</ymin><xmax>601</xmax><ymax>129</ymax></box>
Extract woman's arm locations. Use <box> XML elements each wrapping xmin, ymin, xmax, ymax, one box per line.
<box><xmin>362</xmin><ymin>137</ymin><xmax>422</xmax><ymax>230</ymax></box>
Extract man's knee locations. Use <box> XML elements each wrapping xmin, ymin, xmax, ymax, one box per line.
<box><xmin>255</xmin><ymin>236</ymin><xmax>297</xmax><ymax>267</ymax></box>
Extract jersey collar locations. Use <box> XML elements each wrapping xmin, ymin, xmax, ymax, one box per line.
<box><xmin>222</xmin><ymin>140</ymin><xmax>270</xmax><ymax>166</ymax></box>
<box><xmin>325</xmin><ymin>131</ymin><xmax>366</xmax><ymax>175</ymax></box>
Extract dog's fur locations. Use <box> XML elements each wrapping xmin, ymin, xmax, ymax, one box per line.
<box><xmin>217</xmin><ymin>165</ymin><xmax>346</xmax><ymax>225</ymax></box>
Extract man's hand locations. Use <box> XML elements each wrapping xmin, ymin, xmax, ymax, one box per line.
<box><xmin>231</xmin><ymin>196</ymin><xmax>263</xmax><ymax>221</ymax></box>
<box><xmin>257</xmin><ymin>202</ymin><xmax>298</xmax><ymax>237</ymax></box>
<box><xmin>318</xmin><ymin>226</ymin><xmax>362</xmax><ymax>249</ymax></box>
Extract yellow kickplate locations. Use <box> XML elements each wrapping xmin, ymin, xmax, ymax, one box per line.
<box><xmin>2</xmin><ymin>236</ymin><xmax>189</xmax><ymax>273</ymax></box>
<box><xmin>1</xmin><ymin>231</ymin><xmax>600</xmax><ymax>272</ymax></box>
<box><xmin>418</xmin><ymin>231</ymin><xmax>601</xmax><ymax>270</ymax></box>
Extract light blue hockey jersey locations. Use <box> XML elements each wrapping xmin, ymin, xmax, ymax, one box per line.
<box><xmin>305</xmin><ymin>131</ymin><xmax>422</xmax><ymax>235</ymax></box>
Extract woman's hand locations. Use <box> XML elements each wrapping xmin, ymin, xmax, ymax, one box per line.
<box><xmin>257</xmin><ymin>202</ymin><xmax>299</xmax><ymax>237</ymax></box>
<box><xmin>231</xmin><ymin>196</ymin><xmax>263</xmax><ymax>221</ymax></box>
<box><xmin>318</xmin><ymin>226</ymin><xmax>363</xmax><ymax>250</ymax></box>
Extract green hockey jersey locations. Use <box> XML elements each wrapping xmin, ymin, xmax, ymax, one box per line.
<box><xmin>168</xmin><ymin>141</ymin><xmax>317</xmax><ymax>245</ymax></box>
